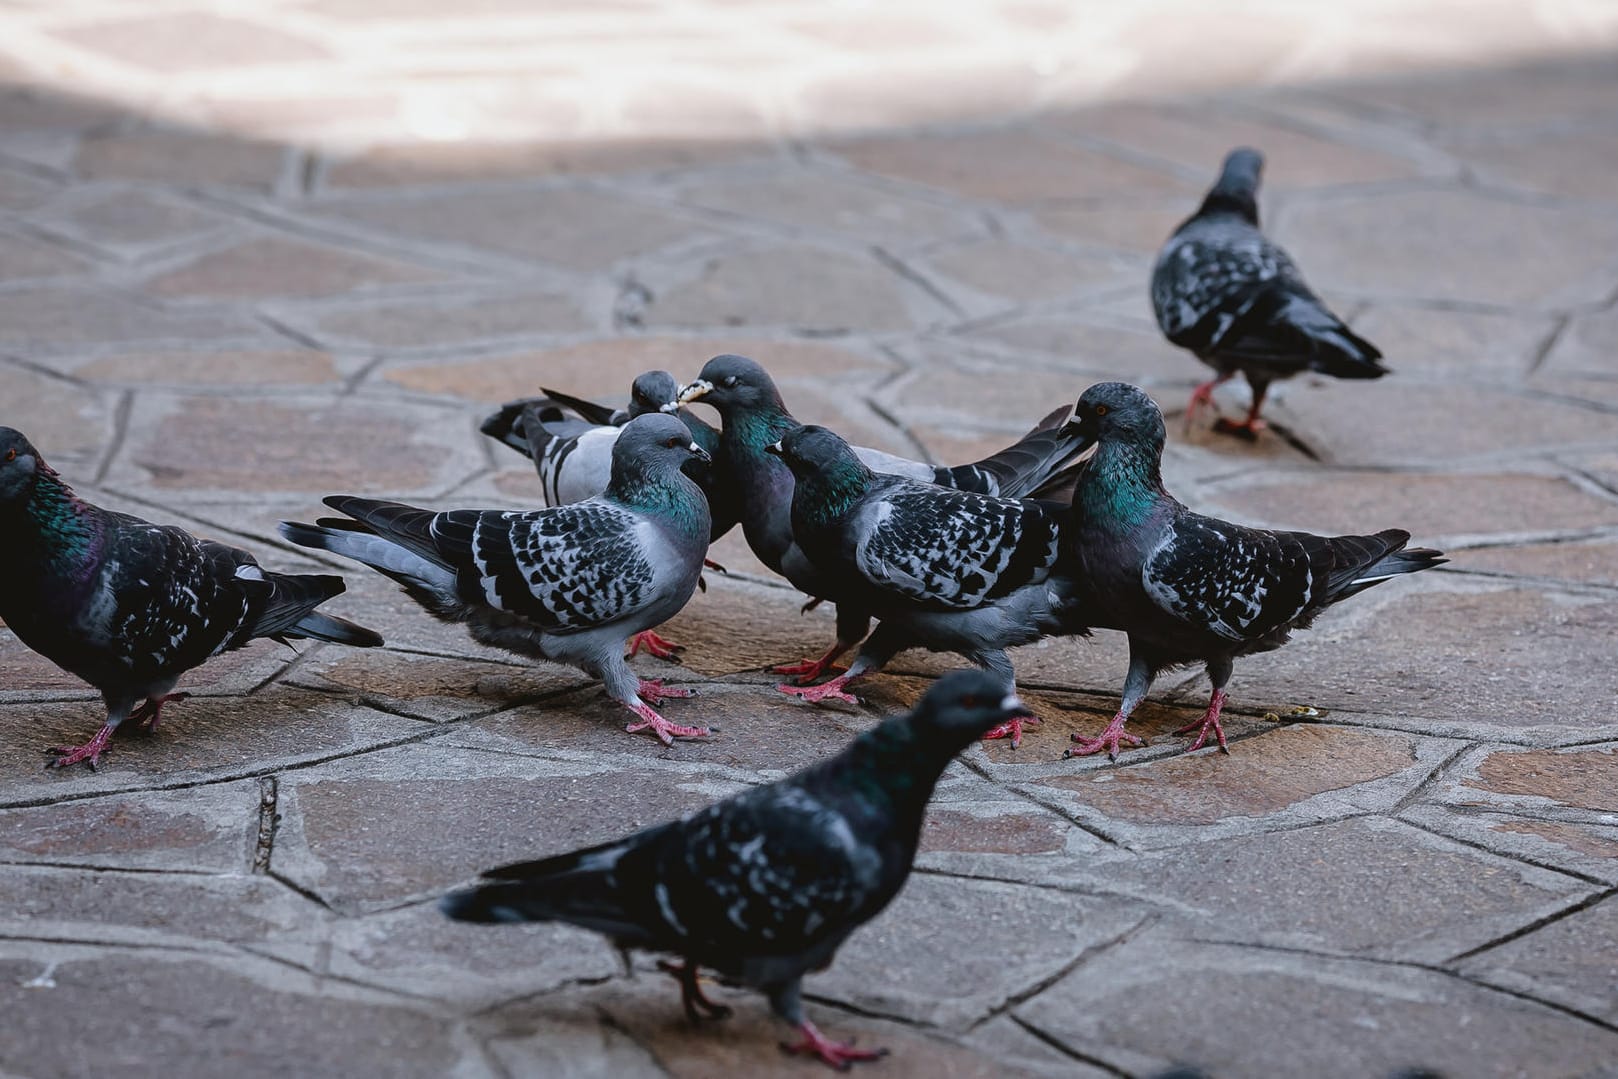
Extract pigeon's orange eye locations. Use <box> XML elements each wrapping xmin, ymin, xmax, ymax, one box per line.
<box><xmin>665</xmin><ymin>436</ymin><xmax>682</xmax><ymax>448</ymax></box>
<box><xmin>1094</xmin><ymin>405</ymin><xmax>1109</xmax><ymax>417</ymax></box>
<box><xmin>3</xmin><ymin>448</ymin><xmax>14</xmax><ymax>462</ymax></box>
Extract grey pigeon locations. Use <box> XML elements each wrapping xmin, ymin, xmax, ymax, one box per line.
<box><xmin>1059</xmin><ymin>383</ymin><xmax>1444</xmax><ymax>758</ymax></box>
<box><xmin>677</xmin><ymin>354</ymin><xmax>1088</xmax><ymax>691</ymax></box>
<box><xmin>766</xmin><ymin>425</ymin><xmax>1084</xmax><ymax>748</ymax></box>
<box><xmin>440</xmin><ymin>669</ymin><xmax>1033</xmax><ymax>1070</ymax></box>
<box><xmin>481</xmin><ymin>371</ymin><xmax>734</xmax><ymax>660</ymax></box>
<box><xmin>1152</xmin><ymin>147</ymin><xmax>1386</xmax><ymax>439</ymax></box>
<box><xmin>0</xmin><ymin>427</ymin><xmax>383</xmax><ymax>769</ymax></box>
<box><xmin>280</xmin><ymin>413</ymin><xmax>713</xmax><ymax>745</ymax></box>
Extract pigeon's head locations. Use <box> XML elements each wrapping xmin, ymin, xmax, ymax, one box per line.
<box><xmin>627</xmin><ymin>370</ymin><xmax>682</xmax><ymax>418</ymax></box>
<box><xmin>676</xmin><ymin>354</ymin><xmax>783</xmax><ymax>414</ymax></box>
<box><xmin>1064</xmin><ymin>382</ymin><xmax>1166</xmax><ymax>453</ymax></box>
<box><xmin>0</xmin><ymin>427</ymin><xmax>45</xmax><ymax>502</ymax></box>
<box><xmin>906</xmin><ymin>670</ymin><xmax>1035</xmax><ymax>748</ymax></box>
<box><xmin>613</xmin><ymin>413</ymin><xmax>712</xmax><ymax>474</ymax></box>
<box><xmin>763</xmin><ymin>424</ymin><xmax>860</xmax><ymax>479</ymax></box>
<box><xmin>1202</xmin><ymin>146</ymin><xmax>1264</xmax><ymax>221</ymax></box>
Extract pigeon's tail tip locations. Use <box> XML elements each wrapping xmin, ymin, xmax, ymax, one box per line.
<box><xmin>293</xmin><ymin>610</ymin><xmax>384</xmax><ymax>648</ymax></box>
<box><xmin>439</xmin><ymin>886</ymin><xmax>523</xmax><ymax>924</ymax></box>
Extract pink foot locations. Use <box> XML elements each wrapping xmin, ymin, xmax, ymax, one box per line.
<box><xmin>982</xmin><ymin>713</ymin><xmax>1039</xmax><ymax>749</ymax></box>
<box><xmin>1173</xmin><ymin>689</ymin><xmax>1230</xmax><ymax>753</ymax></box>
<box><xmin>47</xmin><ymin>722</ymin><xmax>117</xmax><ymax>770</ymax></box>
<box><xmin>1064</xmin><ymin>713</ymin><xmax>1145</xmax><ymax>761</ymax></box>
<box><xmin>130</xmin><ymin>691</ymin><xmax>191</xmax><ymax>734</ymax></box>
<box><xmin>772</xmin><ymin>643</ymin><xmax>850</xmax><ymax>685</ymax></box>
<box><xmin>658</xmin><ymin>959</ymin><xmax>732</xmax><ymax>1023</ymax></box>
<box><xmin>637</xmin><ymin>678</ymin><xmax>695</xmax><ymax>705</ymax></box>
<box><xmin>627</xmin><ymin>630</ymin><xmax>683</xmax><ymax>660</ymax></box>
<box><xmin>702</xmin><ymin>558</ymin><xmax>728</xmax><ymax>574</ymax></box>
<box><xmin>623</xmin><ymin>702</ymin><xmax>711</xmax><ymax>746</ymax></box>
<box><xmin>781</xmin><ymin>1020</ymin><xmax>888</xmax><ymax>1071</ymax></box>
<box><xmin>778</xmin><ymin>675</ymin><xmax>860</xmax><ymax>707</ymax></box>
<box><xmin>1184</xmin><ymin>377</ymin><xmax>1228</xmax><ymax>432</ymax></box>
<box><xmin>1213</xmin><ymin>416</ymin><xmax>1267</xmax><ymax>440</ymax></box>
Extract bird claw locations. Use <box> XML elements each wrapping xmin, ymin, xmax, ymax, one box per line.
<box><xmin>771</xmin><ymin>657</ymin><xmax>848</xmax><ymax>685</ymax></box>
<box><xmin>623</xmin><ymin>703</ymin><xmax>711</xmax><ymax>745</ymax></box>
<box><xmin>777</xmin><ymin>679</ymin><xmax>860</xmax><ymax>707</ymax></box>
<box><xmin>46</xmin><ymin>735</ymin><xmax>111</xmax><ymax>771</ymax></box>
<box><xmin>702</xmin><ymin>558</ymin><xmax>728</xmax><ymax>575</ymax></box>
<box><xmin>1064</xmin><ymin>722</ymin><xmax>1145</xmax><ymax>761</ymax></box>
<box><xmin>657</xmin><ymin>959</ymin><xmax>732</xmax><ymax>1023</ymax></box>
<box><xmin>781</xmin><ymin>1022</ymin><xmax>889</xmax><ymax>1071</ymax></box>
<box><xmin>1174</xmin><ymin>691</ymin><xmax>1231</xmax><ymax>753</ymax></box>
<box><xmin>981</xmin><ymin>713</ymin><xmax>1040</xmax><ymax>749</ymax></box>
<box><xmin>637</xmin><ymin>679</ymin><xmax>695</xmax><ymax>705</ymax></box>
<box><xmin>626</xmin><ymin>630</ymin><xmax>683</xmax><ymax>660</ymax></box>
<box><xmin>1213</xmin><ymin>417</ymin><xmax>1265</xmax><ymax>441</ymax></box>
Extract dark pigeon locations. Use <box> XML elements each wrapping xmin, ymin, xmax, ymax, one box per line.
<box><xmin>0</xmin><ymin>427</ymin><xmax>382</xmax><ymax>769</ymax></box>
<box><xmin>677</xmin><ymin>354</ymin><xmax>1087</xmax><ymax>692</ymax></box>
<box><xmin>440</xmin><ymin>669</ymin><xmax>1033</xmax><ymax>1070</ymax></box>
<box><xmin>765</xmin><ymin>425</ymin><xmax>1085</xmax><ymax>748</ymax></box>
<box><xmin>1151</xmin><ymin>147</ymin><xmax>1386</xmax><ymax>439</ymax></box>
<box><xmin>481</xmin><ymin>371</ymin><xmax>733</xmax><ymax>661</ymax></box>
<box><xmin>1058</xmin><ymin>383</ymin><xmax>1444</xmax><ymax>758</ymax></box>
<box><xmin>280</xmin><ymin>413</ymin><xmax>714</xmax><ymax>746</ymax></box>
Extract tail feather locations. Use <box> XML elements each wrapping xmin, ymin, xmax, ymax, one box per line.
<box><xmin>538</xmin><ymin>386</ymin><xmax>621</xmax><ymax>427</ymax></box>
<box><xmin>1326</xmin><ymin>528</ymin><xmax>1445</xmax><ymax>602</ymax></box>
<box><xmin>481</xmin><ymin>397</ymin><xmax>601</xmax><ymax>463</ymax></box>
<box><xmin>248</xmin><ymin>571</ymin><xmax>384</xmax><ymax>646</ymax></box>
<box><xmin>440</xmin><ymin>836</ymin><xmax>649</xmax><ymax>938</ymax></box>
<box><xmin>292</xmin><ymin>609</ymin><xmax>384</xmax><ymax>647</ymax></box>
<box><xmin>278</xmin><ymin>514</ymin><xmax>459</xmax><ymax>613</ymax></box>
<box><xmin>943</xmin><ymin>403</ymin><xmax>1087</xmax><ymax>499</ymax></box>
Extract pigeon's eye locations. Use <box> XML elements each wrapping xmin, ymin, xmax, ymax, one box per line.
<box><xmin>960</xmin><ymin>694</ymin><xmax>980</xmax><ymax>707</ymax></box>
<box><xmin>722</xmin><ymin>375</ymin><xmax>739</xmax><ymax>388</ymax></box>
<box><xmin>2</xmin><ymin>448</ymin><xmax>13</xmax><ymax>462</ymax></box>
<box><xmin>665</xmin><ymin>436</ymin><xmax>683</xmax><ymax>448</ymax></box>
<box><xmin>1094</xmin><ymin>405</ymin><xmax>1110</xmax><ymax>417</ymax></box>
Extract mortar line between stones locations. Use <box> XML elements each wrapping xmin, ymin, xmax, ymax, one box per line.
<box><xmin>1389</xmin><ymin>741</ymin><xmax>1476</xmax><ymax>816</ymax></box>
<box><xmin>592</xmin><ymin>1006</ymin><xmax>676</xmax><ymax>1077</ymax></box>
<box><xmin>1444</xmin><ymin>884</ymin><xmax>1618</xmax><ymax>966</ymax></box>
<box><xmin>968</xmin><ymin>914</ymin><xmax>1156</xmax><ymax>1035</ymax></box>
<box><xmin>467</xmin><ymin>972</ymin><xmax>622</xmax><ymax>1020</ymax></box>
<box><xmin>1527</xmin><ymin>312</ymin><xmax>1571</xmax><ymax>375</ymax></box>
<box><xmin>91</xmin><ymin>388</ymin><xmax>134</xmax><ymax>486</ymax></box>
<box><xmin>252</xmin><ymin>775</ymin><xmax>278</xmax><ymax>874</ymax></box>
<box><xmin>1005</xmin><ymin>1013</ymin><xmax>1133</xmax><ymax>1078</ymax></box>
<box><xmin>870</xmin><ymin>244</ymin><xmax>966</xmax><ymax>318</ymax></box>
<box><xmin>1395</xmin><ymin>814</ymin><xmax>1611</xmax><ymax>888</ymax></box>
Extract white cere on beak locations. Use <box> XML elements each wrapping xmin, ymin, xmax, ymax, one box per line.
<box><xmin>1000</xmin><ymin>693</ymin><xmax>1023</xmax><ymax>712</ymax></box>
<box><xmin>658</xmin><ymin>400</ymin><xmax>680</xmax><ymax>413</ymax></box>
<box><xmin>677</xmin><ymin>379</ymin><xmax>714</xmax><ymax>404</ymax></box>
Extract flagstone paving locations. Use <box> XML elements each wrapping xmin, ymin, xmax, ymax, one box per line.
<box><xmin>2</xmin><ymin>3</ymin><xmax>1618</xmax><ymax>1077</ymax></box>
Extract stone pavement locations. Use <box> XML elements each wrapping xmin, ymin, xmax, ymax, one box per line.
<box><xmin>3</xmin><ymin>2</ymin><xmax>1618</xmax><ymax>1077</ymax></box>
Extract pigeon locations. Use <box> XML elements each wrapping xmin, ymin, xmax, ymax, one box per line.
<box><xmin>1151</xmin><ymin>147</ymin><xmax>1387</xmax><ymax>439</ymax></box>
<box><xmin>1058</xmin><ymin>382</ymin><xmax>1444</xmax><ymax>758</ymax></box>
<box><xmin>440</xmin><ymin>668</ymin><xmax>1034</xmax><ymax>1070</ymax></box>
<box><xmin>677</xmin><ymin>354</ymin><xmax>1087</xmax><ymax>691</ymax></box>
<box><xmin>481</xmin><ymin>371</ymin><xmax>734</xmax><ymax>660</ymax></box>
<box><xmin>0</xmin><ymin>427</ymin><xmax>383</xmax><ymax>769</ymax></box>
<box><xmin>280</xmin><ymin>413</ymin><xmax>714</xmax><ymax>746</ymax></box>
<box><xmin>765</xmin><ymin>425</ymin><xmax>1084</xmax><ymax>748</ymax></box>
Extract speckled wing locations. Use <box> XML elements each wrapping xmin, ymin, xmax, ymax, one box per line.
<box><xmin>1151</xmin><ymin>223</ymin><xmax>1300</xmax><ymax>355</ymax></box>
<box><xmin>433</xmin><ymin>502</ymin><xmax>656</xmax><ymax>631</ymax></box>
<box><xmin>1141</xmin><ymin>515</ymin><xmax>1321</xmax><ymax>642</ymax></box>
<box><xmin>850</xmin><ymin>484</ymin><xmax>1058</xmax><ymax>610</ymax></box>
<box><xmin>648</xmin><ymin>784</ymin><xmax>877</xmax><ymax>955</ymax></box>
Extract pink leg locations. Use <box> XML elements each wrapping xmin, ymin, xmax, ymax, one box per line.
<box><xmin>1185</xmin><ymin>372</ymin><xmax>1232</xmax><ymax>432</ymax></box>
<box><xmin>623</xmin><ymin>702</ymin><xmax>711</xmax><ymax>746</ymax></box>
<box><xmin>637</xmin><ymin>679</ymin><xmax>695</xmax><ymax>705</ymax></box>
<box><xmin>47</xmin><ymin>722</ymin><xmax>118</xmax><ymax>770</ymax></box>
<box><xmin>981</xmin><ymin>713</ymin><xmax>1040</xmax><ymax>750</ymax></box>
<box><xmin>657</xmin><ymin>959</ymin><xmax>732</xmax><ymax>1023</ymax></box>
<box><xmin>1213</xmin><ymin>382</ymin><xmax>1269</xmax><ymax>440</ymax></box>
<box><xmin>777</xmin><ymin>671</ymin><xmax>860</xmax><ymax>707</ymax></box>
<box><xmin>130</xmin><ymin>692</ymin><xmax>191</xmax><ymax>734</ymax></box>
<box><xmin>1173</xmin><ymin>688</ymin><xmax>1230</xmax><ymax>753</ymax></box>
<box><xmin>781</xmin><ymin>1020</ymin><xmax>888</xmax><ymax>1070</ymax></box>
<box><xmin>1064</xmin><ymin>711</ymin><xmax>1146</xmax><ymax>761</ymax></box>
<box><xmin>702</xmin><ymin>558</ymin><xmax>727</xmax><ymax>574</ymax></box>
<box><xmin>626</xmin><ymin>630</ymin><xmax>683</xmax><ymax>660</ymax></box>
<box><xmin>773</xmin><ymin>641</ymin><xmax>851</xmax><ymax>685</ymax></box>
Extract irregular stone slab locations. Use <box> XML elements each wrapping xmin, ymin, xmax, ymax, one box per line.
<box><xmin>0</xmin><ymin>229</ymin><xmax>88</xmax><ymax>281</ymax></box>
<box><xmin>0</xmin><ymin>690</ymin><xmax>426</xmax><ymax>808</ymax></box>
<box><xmin>920</xmin><ymin>806</ymin><xmax>1071</xmax><ymax>857</ymax></box>
<box><xmin>1279</xmin><ymin>187</ymin><xmax>1618</xmax><ymax>309</ymax></box>
<box><xmin>36</xmin><ymin>188</ymin><xmax>235</xmax><ymax>257</ymax></box>
<box><xmin>73</xmin><ymin>128</ymin><xmax>291</xmax><ymax>189</ymax></box>
<box><xmin>811</xmin><ymin>874</ymin><xmax>1144</xmax><ymax>1027</ymax></box>
<box><xmin>1463</xmin><ymin>746</ymin><xmax>1618</xmax><ymax>815</ymax></box>
<box><xmin>1034</xmin><ymin>201</ymin><xmax>1189</xmax><ymax>256</ymax></box>
<box><xmin>144</xmin><ymin>233</ymin><xmax>441</xmax><ymax>300</ymax></box>
<box><xmin>1207</xmin><ymin>471</ymin><xmax>1618</xmax><ymax>542</ymax></box>
<box><xmin>961</xmin><ymin>1015</ymin><xmax>1115</xmax><ymax>1078</ymax></box>
<box><xmin>325</xmin><ymin>134</ymin><xmax>768</xmax><ymax>188</ymax></box>
<box><xmin>1103</xmin><ymin>816</ymin><xmax>1589</xmax><ymax>962</ymax></box>
<box><xmin>827</xmin><ymin>128</ymin><xmax>1194</xmax><ymax>205</ymax></box>
<box><xmin>69</xmin><ymin>347</ymin><xmax>343</xmax><ymax>387</ymax></box>
<box><xmin>1015</xmin><ymin>933</ymin><xmax>1618</xmax><ymax>1078</ymax></box>
<box><xmin>288</xmin><ymin>647</ymin><xmax>589</xmax><ymax>722</ymax></box>
<box><xmin>0</xmin><ymin>284</ymin><xmax>268</xmax><ymax>352</ymax></box>
<box><xmin>1324</xmin><ymin>57</ymin><xmax>1618</xmax><ymax>134</ymax></box>
<box><xmin>1544</xmin><ymin>306</ymin><xmax>1618</xmax><ymax>377</ymax></box>
<box><xmin>1447</xmin><ymin>128</ymin><xmax>1618</xmax><ymax>203</ymax></box>
<box><xmin>1</xmin><ymin>360</ymin><xmax>110</xmax><ymax>471</ymax></box>
<box><xmin>109</xmin><ymin>392</ymin><xmax>477</xmax><ymax>499</ymax></box>
<box><xmin>477</xmin><ymin>990</ymin><xmax>667</xmax><ymax>1079</ymax></box>
<box><xmin>314</xmin><ymin>185</ymin><xmax>703</xmax><ymax>270</ymax></box>
<box><xmin>1401</xmin><ymin>805</ymin><xmax>1618</xmax><ymax>887</ymax></box>
<box><xmin>0</xmin><ymin>865</ymin><xmax>316</xmax><ymax>949</ymax></box>
<box><xmin>643</xmin><ymin>244</ymin><xmax>925</xmax><ymax>332</ymax></box>
<box><xmin>280</xmin><ymin>288</ymin><xmax>592</xmax><ymax>350</ymax></box>
<box><xmin>2</xmin><ymin>950</ymin><xmax>465</xmax><ymax>1078</ymax></box>
<box><xmin>1456</xmin><ymin>538</ymin><xmax>1618</xmax><ymax>588</ymax></box>
<box><xmin>948</xmin><ymin>317</ymin><xmax>1195</xmax><ymax>384</ymax></box>
<box><xmin>1349</xmin><ymin>303</ymin><xmax>1553</xmax><ymax>379</ymax></box>
<box><xmin>1225</xmin><ymin>587</ymin><xmax>1618</xmax><ymax>737</ymax></box>
<box><xmin>1032</xmin><ymin>725</ymin><xmax>1426</xmax><ymax>841</ymax></box>
<box><xmin>928</xmin><ymin>238</ymin><xmax>1143</xmax><ymax>309</ymax></box>
<box><xmin>1461</xmin><ymin>895</ymin><xmax>1618</xmax><ymax>1023</ymax></box>
<box><xmin>272</xmin><ymin>743</ymin><xmax>724</xmax><ymax>909</ymax></box>
<box><xmin>0</xmin><ymin>781</ymin><xmax>258</xmax><ymax>872</ymax></box>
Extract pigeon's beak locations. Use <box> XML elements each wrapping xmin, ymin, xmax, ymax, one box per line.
<box><xmin>1000</xmin><ymin>693</ymin><xmax>1035</xmax><ymax>720</ymax></box>
<box><xmin>688</xmin><ymin>442</ymin><xmax>712</xmax><ymax>464</ymax></box>
<box><xmin>1060</xmin><ymin>407</ymin><xmax>1099</xmax><ymax>450</ymax></box>
<box><xmin>763</xmin><ymin>440</ymin><xmax>784</xmax><ymax>457</ymax></box>
<box><xmin>658</xmin><ymin>400</ymin><xmax>680</xmax><ymax>414</ymax></box>
<box><xmin>677</xmin><ymin>379</ymin><xmax>713</xmax><ymax>405</ymax></box>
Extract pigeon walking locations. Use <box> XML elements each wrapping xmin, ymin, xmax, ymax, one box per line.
<box><xmin>1058</xmin><ymin>383</ymin><xmax>1444</xmax><ymax>759</ymax></box>
<box><xmin>766</xmin><ymin>425</ymin><xmax>1084</xmax><ymax>748</ymax></box>
<box><xmin>677</xmin><ymin>354</ymin><xmax>1087</xmax><ymax>693</ymax></box>
<box><xmin>440</xmin><ymin>669</ymin><xmax>1033</xmax><ymax>1070</ymax></box>
<box><xmin>0</xmin><ymin>428</ymin><xmax>382</xmax><ymax>769</ymax></box>
<box><xmin>481</xmin><ymin>371</ymin><xmax>734</xmax><ymax>660</ymax></box>
<box><xmin>1151</xmin><ymin>147</ymin><xmax>1386</xmax><ymax>439</ymax></box>
<box><xmin>280</xmin><ymin>413</ymin><xmax>714</xmax><ymax>746</ymax></box>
